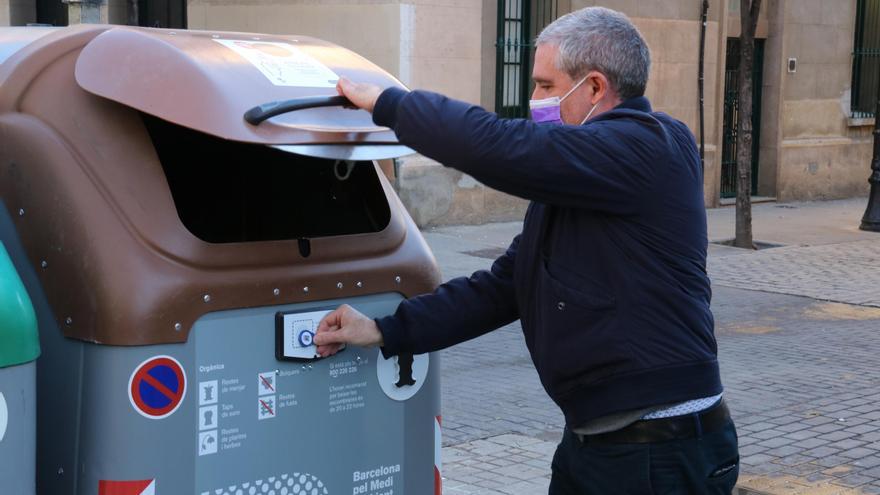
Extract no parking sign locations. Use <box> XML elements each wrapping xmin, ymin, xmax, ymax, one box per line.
<box><xmin>128</xmin><ymin>356</ymin><xmax>187</xmax><ymax>419</ymax></box>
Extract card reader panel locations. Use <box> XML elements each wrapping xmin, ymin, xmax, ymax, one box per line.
<box><xmin>275</xmin><ymin>308</ymin><xmax>341</xmax><ymax>361</ymax></box>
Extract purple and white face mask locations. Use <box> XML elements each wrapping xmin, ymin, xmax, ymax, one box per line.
<box><xmin>529</xmin><ymin>96</ymin><xmax>565</xmax><ymax>125</ymax></box>
<box><xmin>529</xmin><ymin>76</ymin><xmax>594</xmax><ymax>125</ymax></box>
<box><xmin>529</xmin><ymin>77</ymin><xmax>587</xmax><ymax>125</ymax></box>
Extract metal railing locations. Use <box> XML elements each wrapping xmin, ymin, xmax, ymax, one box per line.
<box><xmin>720</xmin><ymin>38</ymin><xmax>763</xmax><ymax>198</ymax></box>
<box><xmin>852</xmin><ymin>0</ymin><xmax>880</xmax><ymax>118</ymax></box>
<box><xmin>494</xmin><ymin>0</ymin><xmax>561</xmax><ymax>118</ymax></box>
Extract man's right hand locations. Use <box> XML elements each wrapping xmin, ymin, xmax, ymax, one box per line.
<box><xmin>314</xmin><ymin>304</ymin><xmax>384</xmax><ymax>357</ymax></box>
<box><xmin>336</xmin><ymin>77</ymin><xmax>384</xmax><ymax>114</ymax></box>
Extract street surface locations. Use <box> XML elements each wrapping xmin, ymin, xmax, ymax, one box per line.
<box><xmin>426</xmin><ymin>198</ymin><xmax>880</xmax><ymax>495</ymax></box>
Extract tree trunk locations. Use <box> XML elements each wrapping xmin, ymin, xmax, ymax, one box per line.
<box><xmin>734</xmin><ymin>0</ymin><xmax>762</xmax><ymax>249</ymax></box>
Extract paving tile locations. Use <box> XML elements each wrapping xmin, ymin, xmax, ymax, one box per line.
<box><xmin>431</xmin><ymin>210</ymin><xmax>880</xmax><ymax>493</ymax></box>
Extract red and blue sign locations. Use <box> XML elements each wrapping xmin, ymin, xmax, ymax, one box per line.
<box><xmin>128</xmin><ymin>355</ymin><xmax>187</xmax><ymax>420</ymax></box>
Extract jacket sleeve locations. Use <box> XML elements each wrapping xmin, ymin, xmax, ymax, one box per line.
<box><xmin>376</xmin><ymin>234</ymin><xmax>520</xmax><ymax>358</ymax></box>
<box><xmin>373</xmin><ymin>88</ymin><xmax>660</xmax><ymax>215</ymax></box>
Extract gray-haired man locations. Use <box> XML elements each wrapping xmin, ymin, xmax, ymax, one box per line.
<box><xmin>316</xmin><ymin>7</ymin><xmax>740</xmax><ymax>493</ymax></box>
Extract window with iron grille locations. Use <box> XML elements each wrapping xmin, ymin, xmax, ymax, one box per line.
<box><xmin>852</xmin><ymin>0</ymin><xmax>880</xmax><ymax>118</ymax></box>
<box><xmin>495</xmin><ymin>0</ymin><xmax>563</xmax><ymax>118</ymax></box>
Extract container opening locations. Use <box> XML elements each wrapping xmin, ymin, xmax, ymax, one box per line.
<box><xmin>141</xmin><ymin>114</ymin><xmax>391</xmax><ymax>243</ymax></box>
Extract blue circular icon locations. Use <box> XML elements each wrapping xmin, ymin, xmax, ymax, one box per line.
<box><xmin>298</xmin><ymin>330</ymin><xmax>314</xmax><ymax>347</ymax></box>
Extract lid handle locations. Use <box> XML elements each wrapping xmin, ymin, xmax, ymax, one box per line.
<box><xmin>244</xmin><ymin>95</ymin><xmax>353</xmax><ymax>125</ymax></box>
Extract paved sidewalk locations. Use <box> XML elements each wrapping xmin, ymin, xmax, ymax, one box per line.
<box><xmin>425</xmin><ymin>198</ymin><xmax>880</xmax><ymax>495</ymax></box>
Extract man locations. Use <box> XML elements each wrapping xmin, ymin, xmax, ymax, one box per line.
<box><xmin>314</xmin><ymin>6</ymin><xmax>739</xmax><ymax>494</ymax></box>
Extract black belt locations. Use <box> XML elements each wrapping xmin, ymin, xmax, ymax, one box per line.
<box><xmin>575</xmin><ymin>399</ymin><xmax>730</xmax><ymax>445</ymax></box>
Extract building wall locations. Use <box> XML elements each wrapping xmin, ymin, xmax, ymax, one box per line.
<box><xmin>775</xmin><ymin>0</ymin><xmax>871</xmax><ymax>201</ymax></box>
<box><xmin>188</xmin><ymin>0</ymin><xmax>483</xmax><ymax>104</ymax></box>
<box><xmin>569</xmin><ymin>0</ymin><xmax>725</xmax><ymax>207</ymax></box>
<box><xmin>0</xmin><ymin>0</ymin><xmax>872</xmax><ymax>224</ymax></box>
<box><xmin>0</xmin><ymin>0</ymin><xmax>35</xmax><ymax>25</ymax></box>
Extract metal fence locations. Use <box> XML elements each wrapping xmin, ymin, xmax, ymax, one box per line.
<box><xmin>495</xmin><ymin>0</ymin><xmax>562</xmax><ymax>118</ymax></box>
<box><xmin>852</xmin><ymin>0</ymin><xmax>880</xmax><ymax>118</ymax></box>
<box><xmin>720</xmin><ymin>38</ymin><xmax>763</xmax><ymax>198</ymax></box>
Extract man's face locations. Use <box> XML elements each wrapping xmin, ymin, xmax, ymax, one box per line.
<box><xmin>531</xmin><ymin>44</ymin><xmax>594</xmax><ymax>125</ymax></box>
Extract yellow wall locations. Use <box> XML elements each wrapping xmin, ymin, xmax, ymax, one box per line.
<box><xmin>188</xmin><ymin>0</ymin><xmax>483</xmax><ymax>104</ymax></box>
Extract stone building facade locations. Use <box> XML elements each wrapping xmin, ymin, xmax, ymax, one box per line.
<box><xmin>1</xmin><ymin>0</ymin><xmax>874</xmax><ymax>225</ymax></box>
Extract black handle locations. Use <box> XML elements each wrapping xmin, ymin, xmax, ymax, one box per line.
<box><xmin>244</xmin><ymin>95</ymin><xmax>353</xmax><ymax>125</ymax></box>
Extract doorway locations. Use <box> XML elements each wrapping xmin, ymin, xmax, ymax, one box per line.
<box><xmin>720</xmin><ymin>37</ymin><xmax>765</xmax><ymax>198</ymax></box>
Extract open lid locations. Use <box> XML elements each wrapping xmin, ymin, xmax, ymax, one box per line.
<box><xmin>74</xmin><ymin>26</ymin><xmax>413</xmax><ymax>159</ymax></box>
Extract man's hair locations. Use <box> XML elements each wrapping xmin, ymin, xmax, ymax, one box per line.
<box><xmin>537</xmin><ymin>7</ymin><xmax>651</xmax><ymax>100</ymax></box>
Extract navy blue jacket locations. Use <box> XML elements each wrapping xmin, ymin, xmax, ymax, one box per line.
<box><xmin>373</xmin><ymin>88</ymin><xmax>722</xmax><ymax>427</ymax></box>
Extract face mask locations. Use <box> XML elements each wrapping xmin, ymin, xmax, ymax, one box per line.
<box><xmin>529</xmin><ymin>76</ymin><xmax>598</xmax><ymax>125</ymax></box>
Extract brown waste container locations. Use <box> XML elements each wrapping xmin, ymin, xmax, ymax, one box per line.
<box><xmin>0</xmin><ymin>25</ymin><xmax>443</xmax><ymax>495</ymax></box>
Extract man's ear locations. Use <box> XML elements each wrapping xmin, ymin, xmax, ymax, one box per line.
<box><xmin>587</xmin><ymin>71</ymin><xmax>609</xmax><ymax>105</ymax></box>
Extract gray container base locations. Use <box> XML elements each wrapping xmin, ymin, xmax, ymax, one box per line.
<box><xmin>0</xmin><ymin>360</ymin><xmax>37</xmax><ymax>495</ymax></box>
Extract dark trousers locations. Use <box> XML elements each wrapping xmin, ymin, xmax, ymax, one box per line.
<box><xmin>549</xmin><ymin>416</ymin><xmax>739</xmax><ymax>494</ymax></box>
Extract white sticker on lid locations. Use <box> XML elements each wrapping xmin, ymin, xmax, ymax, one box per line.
<box><xmin>214</xmin><ymin>39</ymin><xmax>339</xmax><ymax>88</ymax></box>
<box><xmin>0</xmin><ymin>392</ymin><xmax>7</xmax><ymax>443</ymax></box>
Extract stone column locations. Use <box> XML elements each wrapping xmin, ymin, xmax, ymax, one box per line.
<box><xmin>0</xmin><ymin>1</ymin><xmax>36</xmax><ymax>26</ymax></box>
<box><xmin>64</xmin><ymin>0</ymin><xmax>107</xmax><ymax>24</ymax></box>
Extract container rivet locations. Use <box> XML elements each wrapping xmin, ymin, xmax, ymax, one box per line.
<box><xmin>303</xmin><ymin>286</ymin><xmax>310</xmax><ymax>293</ymax></box>
<box><xmin>65</xmin><ymin>317</ymin><xmax>72</xmax><ymax>325</ymax></box>
<box><xmin>40</xmin><ymin>260</ymin><xmax>48</xmax><ymax>269</ymax></box>
<box><xmin>356</xmin><ymin>281</ymin><xmax>363</xmax><ymax>288</ymax></box>
<box><xmin>273</xmin><ymin>288</ymin><xmax>280</xmax><ymax>296</ymax></box>
<box><xmin>174</xmin><ymin>322</ymin><xmax>182</xmax><ymax>331</ymax></box>
<box><xmin>203</xmin><ymin>294</ymin><xmax>211</xmax><ymax>303</ymax></box>
<box><xmin>18</xmin><ymin>208</ymin><xmax>24</xmax><ymax>216</ymax></box>
<box><xmin>337</xmin><ymin>282</ymin><xmax>343</xmax><ymax>289</ymax></box>
<box><xmin>57</xmin><ymin>467</ymin><xmax>63</xmax><ymax>476</ymax></box>
<box><xmin>395</xmin><ymin>276</ymin><xmax>401</xmax><ymax>284</ymax></box>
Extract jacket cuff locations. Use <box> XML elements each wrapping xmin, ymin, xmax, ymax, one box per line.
<box><xmin>372</xmin><ymin>87</ymin><xmax>408</xmax><ymax>128</ymax></box>
<box><xmin>375</xmin><ymin>315</ymin><xmax>406</xmax><ymax>359</ymax></box>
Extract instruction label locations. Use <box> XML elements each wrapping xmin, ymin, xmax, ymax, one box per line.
<box><xmin>329</xmin><ymin>358</ymin><xmax>367</xmax><ymax>379</ymax></box>
<box><xmin>221</xmin><ymin>427</ymin><xmax>247</xmax><ymax>452</ymax></box>
<box><xmin>214</xmin><ymin>39</ymin><xmax>339</xmax><ymax>87</ymax></box>
<box><xmin>329</xmin><ymin>381</ymin><xmax>367</xmax><ymax>414</ymax></box>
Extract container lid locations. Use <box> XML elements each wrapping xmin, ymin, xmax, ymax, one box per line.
<box><xmin>0</xmin><ymin>242</ymin><xmax>40</xmax><ymax>367</ymax></box>
<box><xmin>74</xmin><ymin>27</ymin><xmax>413</xmax><ymax>159</ymax></box>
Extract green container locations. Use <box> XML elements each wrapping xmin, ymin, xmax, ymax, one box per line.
<box><xmin>0</xmin><ymin>241</ymin><xmax>39</xmax><ymax>367</ymax></box>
